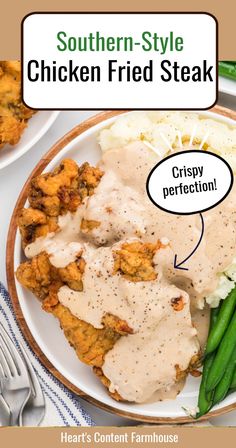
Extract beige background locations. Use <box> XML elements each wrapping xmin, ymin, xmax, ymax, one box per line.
<box><xmin>1</xmin><ymin>427</ymin><xmax>236</xmax><ymax>447</ymax></box>
<box><xmin>0</xmin><ymin>0</ymin><xmax>236</xmax><ymax>440</ymax></box>
<box><xmin>0</xmin><ymin>0</ymin><xmax>235</xmax><ymax>59</ymax></box>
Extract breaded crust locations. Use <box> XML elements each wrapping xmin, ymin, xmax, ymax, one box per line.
<box><xmin>16</xmin><ymin>239</ymin><xmax>197</xmax><ymax>401</ymax></box>
<box><xmin>16</xmin><ymin>160</ymin><xmax>198</xmax><ymax>402</ymax></box>
<box><xmin>18</xmin><ymin>160</ymin><xmax>103</xmax><ymax>247</ymax></box>
<box><xmin>0</xmin><ymin>61</ymin><xmax>35</xmax><ymax>148</ymax></box>
<box><xmin>16</xmin><ymin>252</ymin><xmax>122</xmax><ymax>367</ymax></box>
<box><xmin>113</xmin><ymin>240</ymin><xmax>160</xmax><ymax>282</ymax></box>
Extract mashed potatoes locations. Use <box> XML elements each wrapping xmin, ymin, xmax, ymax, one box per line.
<box><xmin>99</xmin><ymin>111</ymin><xmax>236</xmax><ymax>170</ymax></box>
<box><xmin>98</xmin><ymin>111</ymin><xmax>236</xmax><ymax>307</ymax></box>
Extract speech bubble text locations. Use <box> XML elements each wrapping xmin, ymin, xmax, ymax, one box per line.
<box><xmin>146</xmin><ymin>150</ymin><xmax>233</xmax><ymax>215</ymax></box>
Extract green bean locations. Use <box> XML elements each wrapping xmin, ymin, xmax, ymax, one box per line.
<box><xmin>206</xmin><ymin>309</ymin><xmax>236</xmax><ymax>392</ymax></box>
<box><xmin>229</xmin><ymin>365</ymin><xmax>236</xmax><ymax>389</ymax></box>
<box><xmin>228</xmin><ymin>387</ymin><xmax>236</xmax><ymax>395</ymax></box>
<box><xmin>210</xmin><ymin>305</ymin><xmax>221</xmax><ymax>328</ymax></box>
<box><xmin>212</xmin><ymin>345</ymin><xmax>236</xmax><ymax>405</ymax></box>
<box><xmin>205</xmin><ymin>287</ymin><xmax>236</xmax><ymax>356</ymax></box>
<box><xmin>195</xmin><ymin>305</ymin><xmax>221</xmax><ymax>418</ymax></box>
<box><xmin>196</xmin><ymin>353</ymin><xmax>215</xmax><ymax>418</ymax></box>
<box><xmin>219</xmin><ymin>62</ymin><xmax>236</xmax><ymax>81</ymax></box>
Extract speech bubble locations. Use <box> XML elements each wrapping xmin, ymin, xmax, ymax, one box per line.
<box><xmin>146</xmin><ymin>150</ymin><xmax>234</xmax><ymax>215</ymax></box>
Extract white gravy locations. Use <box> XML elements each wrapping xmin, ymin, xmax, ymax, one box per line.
<box><xmin>24</xmin><ymin>141</ymin><xmax>236</xmax><ymax>402</ymax></box>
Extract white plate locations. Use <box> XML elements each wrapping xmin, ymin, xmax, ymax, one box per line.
<box><xmin>0</xmin><ymin>111</ymin><xmax>59</xmax><ymax>170</ymax></box>
<box><xmin>219</xmin><ymin>76</ymin><xmax>236</xmax><ymax>97</ymax></box>
<box><xmin>13</xmin><ymin>110</ymin><xmax>236</xmax><ymax>421</ymax></box>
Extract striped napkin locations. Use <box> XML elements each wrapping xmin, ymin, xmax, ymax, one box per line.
<box><xmin>0</xmin><ymin>282</ymin><xmax>94</xmax><ymax>427</ymax></box>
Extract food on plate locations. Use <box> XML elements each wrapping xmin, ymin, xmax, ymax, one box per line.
<box><xmin>219</xmin><ymin>61</ymin><xmax>236</xmax><ymax>81</ymax></box>
<box><xmin>196</xmin><ymin>308</ymin><xmax>218</xmax><ymax>417</ymax></box>
<box><xmin>0</xmin><ymin>61</ymin><xmax>35</xmax><ymax>149</ymax></box>
<box><xmin>205</xmin><ymin>289</ymin><xmax>236</xmax><ymax>356</ymax></box>
<box><xmin>197</xmin><ymin>291</ymin><xmax>236</xmax><ymax>417</ymax></box>
<box><xmin>16</xmin><ymin>111</ymin><xmax>236</xmax><ymax>407</ymax></box>
<box><xmin>206</xmin><ymin>306</ymin><xmax>236</xmax><ymax>392</ymax></box>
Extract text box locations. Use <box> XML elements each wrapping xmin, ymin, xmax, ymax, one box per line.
<box><xmin>22</xmin><ymin>13</ymin><xmax>217</xmax><ymax>109</ymax></box>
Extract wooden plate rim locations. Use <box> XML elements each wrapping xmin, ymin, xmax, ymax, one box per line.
<box><xmin>6</xmin><ymin>106</ymin><xmax>236</xmax><ymax>424</ymax></box>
